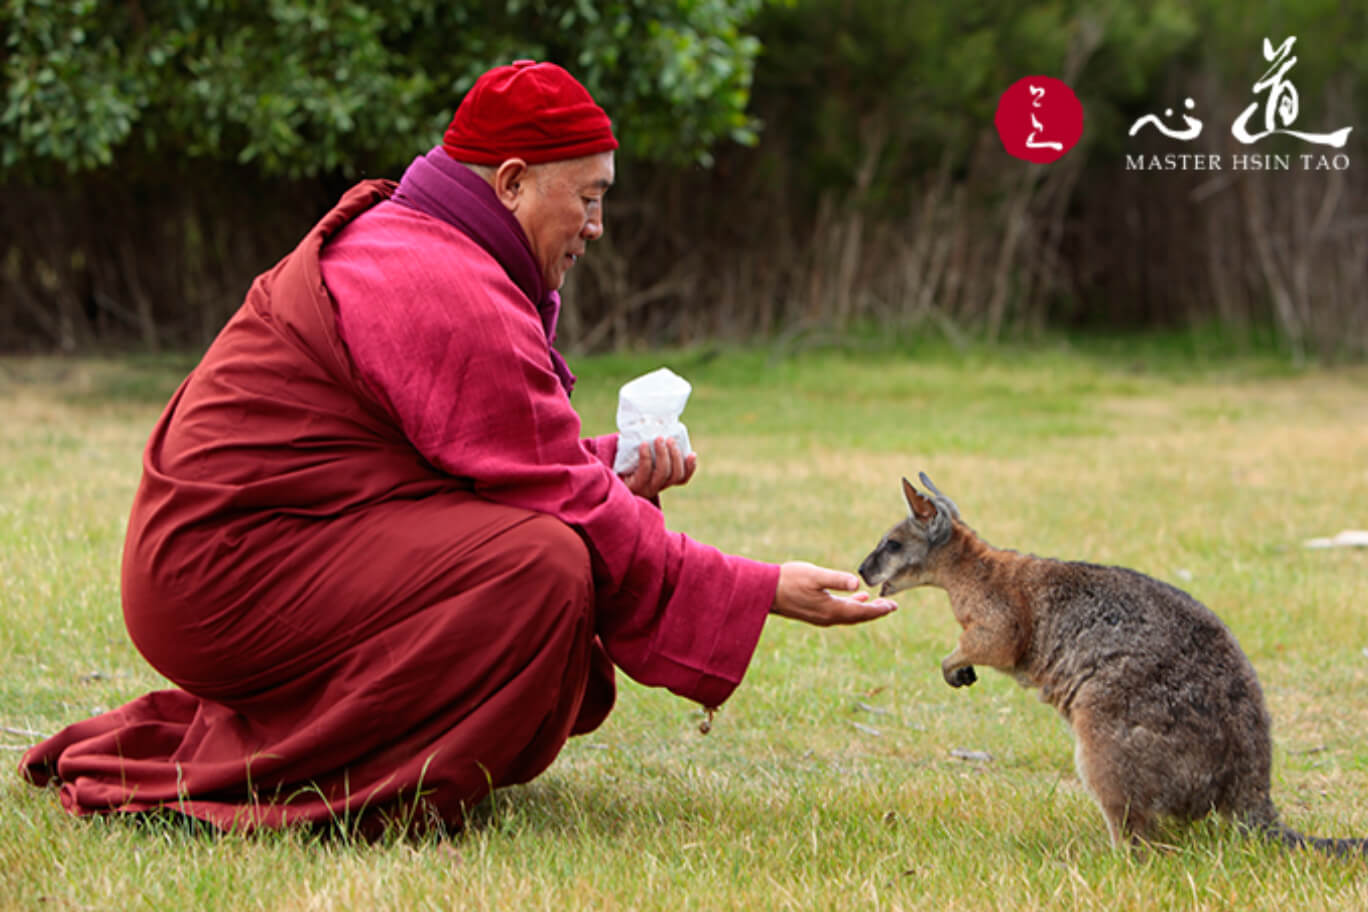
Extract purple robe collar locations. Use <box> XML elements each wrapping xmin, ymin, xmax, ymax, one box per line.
<box><xmin>391</xmin><ymin>147</ymin><xmax>576</xmax><ymax>395</ymax></box>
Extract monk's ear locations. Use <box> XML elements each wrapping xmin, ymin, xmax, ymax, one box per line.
<box><xmin>492</xmin><ymin>159</ymin><xmax>530</xmax><ymax>210</ymax></box>
<box><xmin>902</xmin><ymin>476</ymin><xmax>936</xmax><ymax>523</ymax></box>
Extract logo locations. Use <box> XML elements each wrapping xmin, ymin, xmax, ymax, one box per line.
<box><xmin>1126</xmin><ymin>36</ymin><xmax>1353</xmax><ymax>172</ymax></box>
<box><xmin>994</xmin><ymin>76</ymin><xmax>1084</xmax><ymax>164</ymax></box>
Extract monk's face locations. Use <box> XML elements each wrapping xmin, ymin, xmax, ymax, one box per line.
<box><xmin>514</xmin><ymin>152</ymin><xmax>614</xmax><ymax>291</ymax></box>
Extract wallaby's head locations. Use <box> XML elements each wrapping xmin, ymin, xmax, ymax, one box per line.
<box><xmin>858</xmin><ymin>472</ymin><xmax>960</xmax><ymax>596</ymax></box>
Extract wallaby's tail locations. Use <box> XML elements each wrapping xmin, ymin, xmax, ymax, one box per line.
<box><xmin>1259</xmin><ymin>822</ymin><xmax>1368</xmax><ymax>857</ymax></box>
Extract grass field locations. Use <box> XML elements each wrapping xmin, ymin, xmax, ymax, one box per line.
<box><xmin>2</xmin><ymin>336</ymin><xmax>1366</xmax><ymax>911</ymax></box>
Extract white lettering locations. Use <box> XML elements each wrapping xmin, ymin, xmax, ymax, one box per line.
<box><xmin>1231</xmin><ymin>153</ymin><xmax>1291</xmax><ymax>170</ymax></box>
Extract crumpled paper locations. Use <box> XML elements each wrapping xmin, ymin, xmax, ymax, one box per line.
<box><xmin>612</xmin><ymin>367</ymin><xmax>693</xmax><ymax>475</ymax></box>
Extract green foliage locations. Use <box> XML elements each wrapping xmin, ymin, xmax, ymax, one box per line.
<box><xmin>0</xmin><ymin>0</ymin><xmax>769</xmax><ymax>179</ymax></box>
<box><xmin>748</xmin><ymin>0</ymin><xmax>1365</xmax><ymax>204</ymax></box>
<box><xmin>1193</xmin><ymin>0</ymin><xmax>1368</xmax><ymax>89</ymax></box>
<box><xmin>4</xmin><ymin>0</ymin><xmax>1355</xmax><ymax>185</ymax></box>
<box><xmin>2</xmin><ymin>0</ymin><xmax>141</xmax><ymax>171</ymax></box>
<box><xmin>449</xmin><ymin>0</ymin><xmax>766</xmax><ymax>166</ymax></box>
<box><xmin>750</xmin><ymin>0</ymin><xmax>1206</xmax><ymax>206</ymax></box>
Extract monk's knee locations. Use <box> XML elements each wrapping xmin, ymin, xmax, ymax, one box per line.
<box><xmin>518</xmin><ymin>513</ymin><xmax>593</xmax><ymax>599</ymax></box>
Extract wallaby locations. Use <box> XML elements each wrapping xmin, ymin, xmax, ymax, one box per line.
<box><xmin>858</xmin><ymin>472</ymin><xmax>1364</xmax><ymax>854</ymax></box>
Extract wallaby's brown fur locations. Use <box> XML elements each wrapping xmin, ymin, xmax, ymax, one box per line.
<box><xmin>858</xmin><ymin>473</ymin><xmax>1365</xmax><ymax>854</ymax></box>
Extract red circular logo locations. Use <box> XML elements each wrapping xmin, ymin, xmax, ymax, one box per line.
<box><xmin>994</xmin><ymin>76</ymin><xmax>1084</xmax><ymax>163</ymax></box>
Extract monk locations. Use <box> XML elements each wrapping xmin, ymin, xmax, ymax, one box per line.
<box><xmin>21</xmin><ymin>60</ymin><xmax>896</xmax><ymax>835</ymax></box>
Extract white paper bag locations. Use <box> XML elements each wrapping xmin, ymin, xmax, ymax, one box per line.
<box><xmin>612</xmin><ymin>367</ymin><xmax>694</xmax><ymax>474</ymax></box>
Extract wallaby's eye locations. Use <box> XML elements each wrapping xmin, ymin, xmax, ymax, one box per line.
<box><xmin>885</xmin><ymin>540</ymin><xmax>902</xmax><ymax>552</ymax></box>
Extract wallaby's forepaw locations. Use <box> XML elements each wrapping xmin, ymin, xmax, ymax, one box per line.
<box><xmin>945</xmin><ymin>665</ymin><xmax>977</xmax><ymax>688</ymax></box>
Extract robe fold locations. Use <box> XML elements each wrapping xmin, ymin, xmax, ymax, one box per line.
<box><xmin>21</xmin><ymin>158</ymin><xmax>779</xmax><ymax>833</ymax></box>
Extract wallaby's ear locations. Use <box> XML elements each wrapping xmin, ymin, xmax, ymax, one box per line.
<box><xmin>902</xmin><ymin>476</ymin><xmax>937</xmax><ymax>523</ymax></box>
<box><xmin>918</xmin><ymin>472</ymin><xmax>960</xmax><ymax>519</ymax></box>
<box><xmin>911</xmin><ymin>472</ymin><xmax>956</xmax><ymax>547</ymax></box>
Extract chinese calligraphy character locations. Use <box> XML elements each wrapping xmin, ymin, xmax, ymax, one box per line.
<box><xmin>994</xmin><ymin>75</ymin><xmax>1083</xmax><ymax>163</ymax></box>
<box><xmin>1128</xmin><ymin>97</ymin><xmax>1203</xmax><ymax>141</ymax></box>
<box><xmin>1025</xmin><ymin>84</ymin><xmax>1064</xmax><ymax>150</ymax></box>
<box><xmin>1231</xmin><ymin>37</ymin><xmax>1353</xmax><ymax>147</ymax></box>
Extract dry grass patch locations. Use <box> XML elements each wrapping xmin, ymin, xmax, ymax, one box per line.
<box><xmin>3</xmin><ymin>346</ymin><xmax>1366</xmax><ymax>911</ymax></box>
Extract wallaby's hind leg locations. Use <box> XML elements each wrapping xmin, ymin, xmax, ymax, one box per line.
<box><xmin>1072</xmin><ymin>711</ymin><xmax>1154</xmax><ymax>847</ymax></box>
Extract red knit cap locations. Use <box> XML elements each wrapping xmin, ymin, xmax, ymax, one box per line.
<box><xmin>442</xmin><ymin>60</ymin><xmax>619</xmax><ymax>165</ymax></box>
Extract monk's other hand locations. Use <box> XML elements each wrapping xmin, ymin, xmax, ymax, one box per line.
<box><xmin>622</xmin><ymin>436</ymin><xmax>697</xmax><ymax>499</ymax></box>
<box><xmin>770</xmin><ymin>561</ymin><xmax>898</xmax><ymax>627</ymax></box>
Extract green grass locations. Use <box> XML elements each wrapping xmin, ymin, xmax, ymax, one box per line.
<box><xmin>3</xmin><ymin>339</ymin><xmax>1367</xmax><ymax>911</ymax></box>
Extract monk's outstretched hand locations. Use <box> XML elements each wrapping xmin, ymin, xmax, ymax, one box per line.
<box><xmin>770</xmin><ymin>561</ymin><xmax>898</xmax><ymax>627</ymax></box>
<box><xmin>622</xmin><ymin>436</ymin><xmax>697</xmax><ymax>499</ymax></box>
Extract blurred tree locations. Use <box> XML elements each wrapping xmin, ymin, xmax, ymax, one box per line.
<box><xmin>748</xmin><ymin>0</ymin><xmax>1204</xmax><ymax>213</ymax></box>
<box><xmin>748</xmin><ymin>0</ymin><xmax>1364</xmax><ymax>212</ymax></box>
<box><xmin>0</xmin><ymin>0</ymin><xmax>767</xmax><ymax>181</ymax></box>
<box><xmin>1</xmin><ymin>0</ymin><xmax>1362</xmax><ymax>355</ymax></box>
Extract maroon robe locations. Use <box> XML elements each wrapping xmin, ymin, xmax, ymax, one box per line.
<box><xmin>21</xmin><ymin>165</ymin><xmax>779</xmax><ymax>833</ymax></box>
